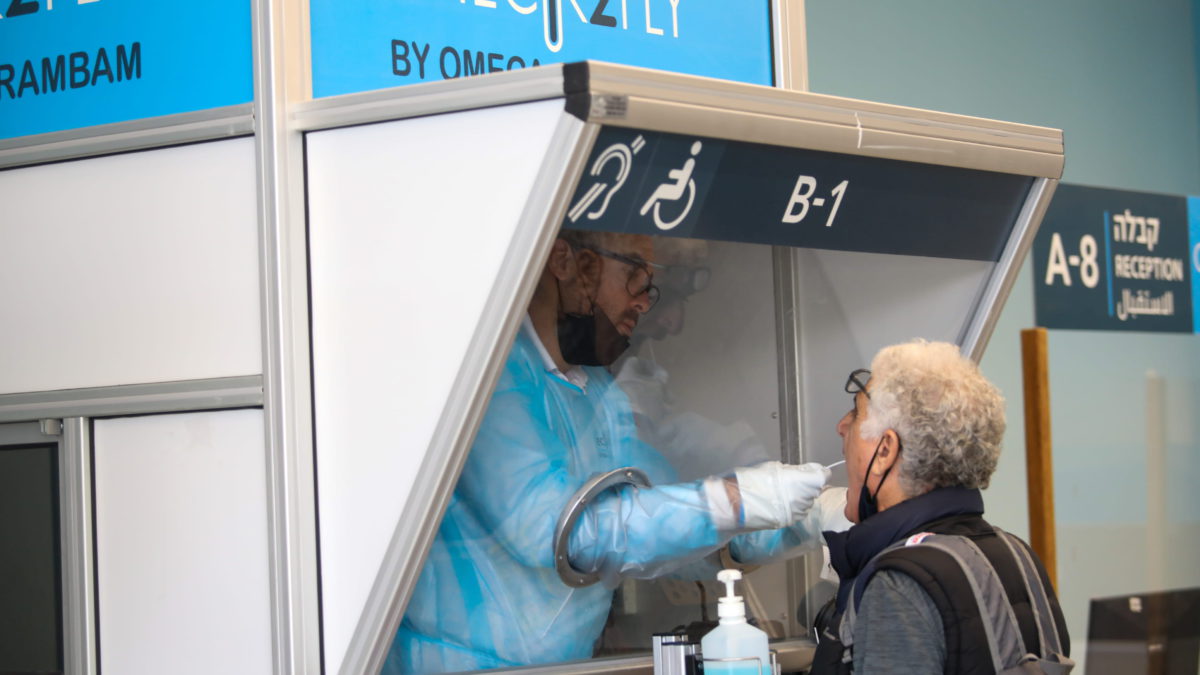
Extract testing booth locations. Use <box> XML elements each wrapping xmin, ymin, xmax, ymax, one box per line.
<box><xmin>0</xmin><ymin>50</ymin><xmax>1061</xmax><ymax>675</ymax></box>
<box><xmin>304</xmin><ymin>62</ymin><xmax>1063</xmax><ymax>674</ymax></box>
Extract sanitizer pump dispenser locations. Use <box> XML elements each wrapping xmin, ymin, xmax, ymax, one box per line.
<box><xmin>700</xmin><ymin>569</ymin><xmax>772</xmax><ymax>674</ymax></box>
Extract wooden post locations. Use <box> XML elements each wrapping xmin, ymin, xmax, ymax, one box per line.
<box><xmin>1020</xmin><ymin>327</ymin><xmax>1057</xmax><ymax>589</ymax></box>
<box><xmin>1145</xmin><ymin>371</ymin><xmax>1166</xmax><ymax>592</ymax></box>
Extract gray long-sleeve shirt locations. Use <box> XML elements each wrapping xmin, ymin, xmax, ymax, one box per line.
<box><xmin>853</xmin><ymin>570</ymin><xmax>946</xmax><ymax>673</ymax></box>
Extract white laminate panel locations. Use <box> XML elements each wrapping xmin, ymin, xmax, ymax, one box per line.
<box><xmin>0</xmin><ymin>139</ymin><xmax>262</xmax><ymax>393</ymax></box>
<box><xmin>93</xmin><ymin>410</ymin><xmax>272</xmax><ymax>675</ymax></box>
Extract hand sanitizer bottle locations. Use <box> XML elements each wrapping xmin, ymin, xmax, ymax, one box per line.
<box><xmin>700</xmin><ymin>569</ymin><xmax>771</xmax><ymax>675</ymax></box>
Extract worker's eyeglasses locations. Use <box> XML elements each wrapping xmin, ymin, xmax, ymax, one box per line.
<box><xmin>579</xmin><ymin>244</ymin><xmax>663</xmax><ymax>310</ymax></box>
<box><xmin>845</xmin><ymin>369</ymin><xmax>871</xmax><ymax>399</ymax></box>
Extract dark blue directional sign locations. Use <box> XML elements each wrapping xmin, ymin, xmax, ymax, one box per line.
<box><xmin>564</xmin><ymin>126</ymin><xmax>1033</xmax><ymax>261</ymax></box>
<box><xmin>1033</xmin><ymin>185</ymin><xmax>1193</xmax><ymax>333</ymax></box>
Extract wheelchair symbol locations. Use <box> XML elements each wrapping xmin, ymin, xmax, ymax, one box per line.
<box><xmin>640</xmin><ymin>141</ymin><xmax>702</xmax><ymax>231</ymax></box>
<box><xmin>568</xmin><ymin>134</ymin><xmax>646</xmax><ymax>222</ymax></box>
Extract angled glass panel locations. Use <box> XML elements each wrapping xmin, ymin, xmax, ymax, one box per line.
<box><xmin>564</xmin><ymin>125</ymin><xmax>1034</xmax><ymax>472</ymax></box>
<box><xmin>385</xmin><ymin>123</ymin><xmax>1040</xmax><ymax>673</ymax></box>
<box><xmin>389</xmin><ymin>231</ymin><xmax>793</xmax><ymax>674</ymax></box>
<box><xmin>304</xmin><ymin>66</ymin><xmax>1061</xmax><ymax>674</ymax></box>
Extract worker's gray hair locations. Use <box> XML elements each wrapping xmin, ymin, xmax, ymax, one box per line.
<box><xmin>858</xmin><ymin>339</ymin><xmax>1005</xmax><ymax>496</ymax></box>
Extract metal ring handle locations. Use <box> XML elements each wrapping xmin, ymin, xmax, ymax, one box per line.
<box><xmin>552</xmin><ymin>466</ymin><xmax>652</xmax><ymax>588</ymax></box>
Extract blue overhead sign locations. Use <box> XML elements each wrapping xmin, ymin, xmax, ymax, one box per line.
<box><xmin>310</xmin><ymin>0</ymin><xmax>773</xmax><ymax>98</ymax></box>
<box><xmin>1191</xmin><ymin>196</ymin><xmax>1200</xmax><ymax>334</ymax></box>
<box><xmin>1033</xmin><ymin>184</ymin><xmax>1196</xmax><ymax>333</ymax></box>
<box><xmin>564</xmin><ymin>126</ymin><xmax>1032</xmax><ymax>261</ymax></box>
<box><xmin>0</xmin><ymin>0</ymin><xmax>252</xmax><ymax>140</ymax></box>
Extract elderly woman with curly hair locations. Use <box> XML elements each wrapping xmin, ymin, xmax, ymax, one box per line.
<box><xmin>810</xmin><ymin>340</ymin><xmax>1072</xmax><ymax>675</ymax></box>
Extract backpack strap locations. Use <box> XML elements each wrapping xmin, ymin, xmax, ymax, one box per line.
<box><xmin>993</xmin><ymin>530</ymin><xmax>1067</xmax><ymax>659</ymax></box>
<box><xmin>849</xmin><ymin>538</ymin><xmax>908</xmax><ymax>612</ymax></box>
<box><xmin>911</xmin><ymin>534</ymin><xmax>1028</xmax><ymax>673</ymax></box>
<box><xmin>840</xmin><ymin>538</ymin><xmax>912</xmax><ymax>652</ymax></box>
<box><xmin>841</xmin><ymin>530</ymin><xmax>1073</xmax><ymax>674</ymax></box>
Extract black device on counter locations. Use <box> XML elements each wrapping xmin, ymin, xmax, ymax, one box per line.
<box><xmin>1085</xmin><ymin>587</ymin><xmax>1200</xmax><ymax>674</ymax></box>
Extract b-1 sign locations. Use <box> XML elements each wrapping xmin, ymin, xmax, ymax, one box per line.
<box><xmin>1033</xmin><ymin>184</ymin><xmax>1195</xmax><ymax>333</ymax></box>
<box><xmin>565</xmin><ymin>126</ymin><xmax>1032</xmax><ymax>262</ymax></box>
<box><xmin>309</xmin><ymin>0</ymin><xmax>773</xmax><ymax>98</ymax></box>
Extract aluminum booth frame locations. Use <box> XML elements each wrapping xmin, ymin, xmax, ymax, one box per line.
<box><xmin>302</xmin><ymin>62</ymin><xmax>1063</xmax><ymax>674</ymax></box>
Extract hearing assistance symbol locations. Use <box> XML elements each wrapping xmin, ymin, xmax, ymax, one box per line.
<box><xmin>640</xmin><ymin>141</ymin><xmax>702</xmax><ymax>231</ymax></box>
<box><xmin>568</xmin><ymin>135</ymin><xmax>647</xmax><ymax>222</ymax></box>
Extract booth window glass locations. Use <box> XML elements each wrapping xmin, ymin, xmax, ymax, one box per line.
<box><xmin>391</xmin><ymin>232</ymin><xmax>813</xmax><ymax>674</ymax></box>
<box><xmin>595</xmin><ymin>236</ymin><xmax>803</xmax><ymax>655</ymax></box>
<box><xmin>390</xmin><ymin>243</ymin><xmax>1007</xmax><ymax>674</ymax></box>
<box><xmin>385</xmin><ymin>124</ymin><xmax>1032</xmax><ymax>674</ymax></box>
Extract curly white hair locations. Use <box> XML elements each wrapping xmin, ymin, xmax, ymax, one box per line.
<box><xmin>858</xmin><ymin>339</ymin><xmax>1005</xmax><ymax>496</ymax></box>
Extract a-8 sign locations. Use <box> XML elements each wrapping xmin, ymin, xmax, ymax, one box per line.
<box><xmin>1033</xmin><ymin>184</ymin><xmax>1194</xmax><ymax>333</ymax></box>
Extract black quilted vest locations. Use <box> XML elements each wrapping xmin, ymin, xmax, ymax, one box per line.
<box><xmin>810</xmin><ymin>514</ymin><xmax>1070</xmax><ymax>674</ymax></box>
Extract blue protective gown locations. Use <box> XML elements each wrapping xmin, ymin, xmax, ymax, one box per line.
<box><xmin>386</xmin><ymin>325</ymin><xmax>824</xmax><ymax>674</ymax></box>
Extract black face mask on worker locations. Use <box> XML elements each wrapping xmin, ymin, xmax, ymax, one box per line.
<box><xmin>556</xmin><ymin>307</ymin><xmax>629</xmax><ymax>367</ymax></box>
<box><xmin>555</xmin><ymin>276</ymin><xmax>630</xmax><ymax>367</ymax></box>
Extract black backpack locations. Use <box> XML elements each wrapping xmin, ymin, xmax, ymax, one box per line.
<box><xmin>816</xmin><ymin>530</ymin><xmax>1074</xmax><ymax>674</ymax></box>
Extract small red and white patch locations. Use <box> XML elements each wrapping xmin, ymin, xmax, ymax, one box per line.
<box><xmin>905</xmin><ymin>532</ymin><xmax>935</xmax><ymax>546</ymax></box>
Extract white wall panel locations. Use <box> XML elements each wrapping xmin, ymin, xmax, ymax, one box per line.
<box><xmin>93</xmin><ymin>409</ymin><xmax>272</xmax><ymax>675</ymax></box>
<box><xmin>0</xmin><ymin>139</ymin><xmax>262</xmax><ymax>394</ymax></box>
<box><xmin>306</xmin><ymin>99</ymin><xmax>565</xmax><ymax>671</ymax></box>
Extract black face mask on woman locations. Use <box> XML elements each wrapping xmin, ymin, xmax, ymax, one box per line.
<box><xmin>857</xmin><ymin>436</ymin><xmax>896</xmax><ymax>522</ymax></box>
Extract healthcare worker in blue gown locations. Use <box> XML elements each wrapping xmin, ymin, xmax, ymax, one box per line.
<box><xmin>387</xmin><ymin>230</ymin><xmax>849</xmax><ymax>675</ymax></box>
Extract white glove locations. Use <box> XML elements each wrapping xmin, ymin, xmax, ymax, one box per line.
<box><xmin>814</xmin><ymin>486</ymin><xmax>853</xmax><ymax>533</ymax></box>
<box><xmin>734</xmin><ymin>461</ymin><xmax>830</xmax><ymax>530</ymax></box>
